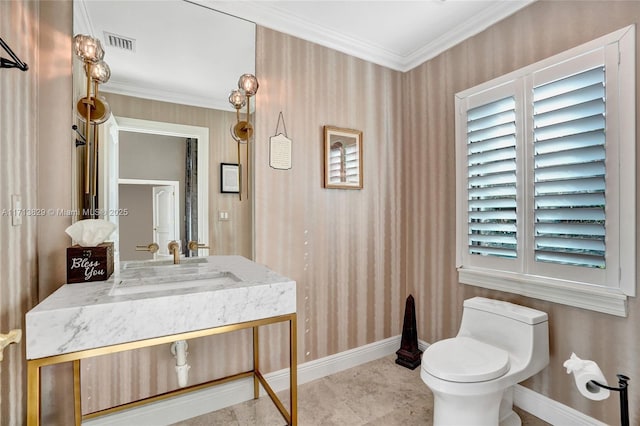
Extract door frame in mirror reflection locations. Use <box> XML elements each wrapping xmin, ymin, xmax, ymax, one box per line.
<box><xmin>99</xmin><ymin>116</ymin><xmax>209</xmax><ymax>265</ymax></box>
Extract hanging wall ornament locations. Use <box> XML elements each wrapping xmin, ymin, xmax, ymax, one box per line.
<box><xmin>269</xmin><ymin>112</ymin><xmax>292</xmax><ymax>170</ymax></box>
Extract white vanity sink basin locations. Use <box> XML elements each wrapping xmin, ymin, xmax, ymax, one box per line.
<box><xmin>111</xmin><ymin>267</ymin><xmax>241</xmax><ymax>295</ymax></box>
<box><xmin>121</xmin><ymin>257</ymin><xmax>208</xmax><ymax>270</ymax></box>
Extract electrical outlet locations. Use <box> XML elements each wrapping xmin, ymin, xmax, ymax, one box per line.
<box><xmin>218</xmin><ymin>211</ymin><xmax>230</xmax><ymax>221</ymax></box>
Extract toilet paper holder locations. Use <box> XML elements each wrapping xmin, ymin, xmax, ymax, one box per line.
<box><xmin>589</xmin><ymin>374</ymin><xmax>630</xmax><ymax>426</ymax></box>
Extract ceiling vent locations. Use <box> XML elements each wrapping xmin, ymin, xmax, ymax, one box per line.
<box><xmin>104</xmin><ymin>32</ymin><xmax>135</xmax><ymax>52</ymax></box>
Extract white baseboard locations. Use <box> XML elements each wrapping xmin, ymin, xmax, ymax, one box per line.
<box><xmin>514</xmin><ymin>384</ymin><xmax>608</xmax><ymax>426</ymax></box>
<box><xmin>84</xmin><ymin>336</ymin><xmax>605</xmax><ymax>426</ymax></box>
<box><xmin>84</xmin><ymin>335</ymin><xmax>402</xmax><ymax>425</ymax></box>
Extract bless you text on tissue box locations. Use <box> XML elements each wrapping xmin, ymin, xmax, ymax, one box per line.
<box><xmin>65</xmin><ymin>219</ymin><xmax>116</xmax><ymax>284</ymax></box>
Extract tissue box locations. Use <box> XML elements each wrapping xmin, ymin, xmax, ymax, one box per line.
<box><xmin>67</xmin><ymin>242</ymin><xmax>114</xmax><ymax>283</ymax></box>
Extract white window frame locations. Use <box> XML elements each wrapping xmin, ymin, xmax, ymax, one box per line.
<box><xmin>455</xmin><ymin>26</ymin><xmax>635</xmax><ymax>317</ymax></box>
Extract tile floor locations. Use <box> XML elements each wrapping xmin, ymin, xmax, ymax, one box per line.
<box><xmin>172</xmin><ymin>356</ymin><xmax>550</xmax><ymax>426</ymax></box>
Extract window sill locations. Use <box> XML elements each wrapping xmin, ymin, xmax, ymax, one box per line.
<box><xmin>458</xmin><ymin>268</ymin><xmax>628</xmax><ymax>317</ymax></box>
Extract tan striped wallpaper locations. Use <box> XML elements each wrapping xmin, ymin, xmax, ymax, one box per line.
<box><xmin>402</xmin><ymin>2</ymin><xmax>640</xmax><ymax>424</ymax></box>
<box><xmin>3</xmin><ymin>1</ymin><xmax>639</xmax><ymax>425</ymax></box>
<box><xmin>0</xmin><ymin>1</ymin><xmax>39</xmax><ymax>423</ymax></box>
<box><xmin>253</xmin><ymin>27</ymin><xmax>406</xmax><ymax>366</ymax></box>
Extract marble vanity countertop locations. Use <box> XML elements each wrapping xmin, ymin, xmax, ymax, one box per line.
<box><xmin>25</xmin><ymin>256</ymin><xmax>296</xmax><ymax>359</ymax></box>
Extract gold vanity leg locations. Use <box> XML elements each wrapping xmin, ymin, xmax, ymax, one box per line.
<box><xmin>290</xmin><ymin>314</ymin><xmax>297</xmax><ymax>426</ymax></box>
<box><xmin>253</xmin><ymin>326</ymin><xmax>260</xmax><ymax>399</ymax></box>
<box><xmin>27</xmin><ymin>360</ymin><xmax>40</xmax><ymax>426</ymax></box>
<box><xmin>73</xmin><ymin>360</ymin><xmax>82</xmax><ymax>426</ymax></box>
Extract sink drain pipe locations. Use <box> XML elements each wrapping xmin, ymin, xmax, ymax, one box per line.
<box><xmin>170</xmin><ymin>340</ymin><xmax>190</xmax><ymax>387</ymax></box>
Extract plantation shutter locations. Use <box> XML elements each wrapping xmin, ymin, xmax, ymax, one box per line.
<box><xmin>329</xmin><ymin>142</ymin><xmax>359</xmax><ymax>184</ymax></box>
<box><xmin>532</xmin><ymin>67</ymin><xmax>606</xmax><ymax>268</ymax></box>
<box><xmin>466</xmin><ymin>96</ymin><xmax>518</xmax><ymax>258</ymax></box>
<box><xmin>344</xmin><ymin>143</ymin><xmax>359</xmax><ymax>183</ymax></box>
<box><xmin>329</xmin><ymin>143</ymin><xmax>344</xmax><ymax>183</ymax></box>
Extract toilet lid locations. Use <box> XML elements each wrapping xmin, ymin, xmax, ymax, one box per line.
<box><xmin>422</xmin><ymin>337</ymin><xmax>510</xmax><ymax>383</ymax></box>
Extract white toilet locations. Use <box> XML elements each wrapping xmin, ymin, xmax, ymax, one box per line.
<box><xmin>421</xmin><ymin>297</ymin><xmax>549</xmax><ymax>426</ymax></box>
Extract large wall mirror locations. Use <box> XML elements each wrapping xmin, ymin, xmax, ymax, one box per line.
<box><xmin>73</xmin><ymin>0</ymin><xmax>256</xmax><ymax>263</ymax></box>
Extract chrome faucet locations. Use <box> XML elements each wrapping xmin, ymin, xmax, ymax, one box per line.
<box><xmin>168</xmin><ymin>241</ymin><xmax>181</xmax><ymax>264</ymax></box>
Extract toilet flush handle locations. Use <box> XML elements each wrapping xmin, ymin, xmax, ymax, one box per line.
<box><xmin>0</xmin><ymin>329</ymin><xmax>22</xmax><ymax>362</ymax></box>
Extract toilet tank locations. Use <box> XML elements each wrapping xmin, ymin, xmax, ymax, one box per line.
<box><xmin>457</xmin><ymin>297</ymin><xmax>548</xmax><ymax>363</ymax></box>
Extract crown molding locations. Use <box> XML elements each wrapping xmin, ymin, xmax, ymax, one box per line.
<box><xmin>73</xmin><ymin>0</ymin><xmax>93</xmax><ymax>36</ymax></box>
<box><xmin>204</xmin><ymin>0</ymin><xmax>535</xmax><ymax>72</ymax></box>
<box><xmin>402</xmin><ymin>1</ymin><xmax>536</xmax><ymax>71</ymax></box>
<box><xmin>102</xmin><ymin>80</ymin><xmax>235</xmax><ymax>112</ymax></box>
<box><xmin>202</xmin><ymin>0</ymin><xmax>406</xmax><ymax>70</ymax></box>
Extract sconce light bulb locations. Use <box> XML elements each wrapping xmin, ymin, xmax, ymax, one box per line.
<box><xmin>238</xmin><ymin>73</ymin><xmax>259</xmax><ymax>97</ymax></box>
<box><xmin>228</xmin><ymin>89</ymin><xmax>246</xmax><ymax>109</ymax></box>
<box><xmin>73</xmin><ymin>34</ymin><xmax>105</xmax><ymax>63</ymax></box>
<box><xmin>90</xmin><ymin>60</ymin><xmax>111</xmax><ymax>84</ymax></box>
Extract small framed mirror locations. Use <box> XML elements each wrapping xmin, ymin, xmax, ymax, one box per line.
<box><xmin>323</xmin><ymin>126</ymin><xmax>363</xmax><ymax>189</ymax></box>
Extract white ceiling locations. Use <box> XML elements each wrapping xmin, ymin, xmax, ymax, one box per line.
<box><xmin>212</xmin><ymin>0</ymin><xmax>534</xmax><ymax>71</ymax></box>
<box><xmin>74</xmin><ymin>0</ymin><xmax>534</xmax><ymax>111</ymax></box>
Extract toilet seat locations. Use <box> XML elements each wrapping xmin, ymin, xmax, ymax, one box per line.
<box><xmin>423</xmin><ymin>336</ymin><xmax>510</xmax><ymax>383</ymax></box>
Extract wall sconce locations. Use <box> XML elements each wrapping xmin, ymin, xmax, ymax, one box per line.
<box><xmin>228</xmin><ymin>73</ymin><xmax>259</xmax><ymax>200</ymax></box>
<box><xmin>73</xmin><ymin>34</ymin><xmax>112</xmax><ymax>215</ymax></box>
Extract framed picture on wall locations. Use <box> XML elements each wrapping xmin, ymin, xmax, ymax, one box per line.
<box><xmin>220</xmin><ymin>163</ymin><xmax>240</xmax><ymax>193</ymax></box>
<box><xmin>323</xmin><ymin>126</ymin><xmax>363</xmax><ymax>189</ymax></box>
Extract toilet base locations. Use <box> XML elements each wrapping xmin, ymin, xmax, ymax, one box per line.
<box><xmin>432</xmin><ymin>387</ymin><xmax>522</xmax><ymax>426</ymax></box>
<box><xmin>499</xmin><ymin>410</ymin><xmax>522</xmax><ymax>426</ymax></box>
<box><xmin>499</xmin><ymin>388</ymin><xmax>521</xmax><ymax>426</ymax></box>
<box><xmin>432</xmin><ymin>389</ymin><xmax>503</xmax><ymax>426</ymax></box>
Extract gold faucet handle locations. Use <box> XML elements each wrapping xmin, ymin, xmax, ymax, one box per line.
<box><xmin>0</xmin><ymin>329</ymin><xmax>22</xmax><ymax>362</ymax></box>
<box><xmin>136</xmin><ymin>243</ymin><xmax>159</xmax><ymax>253</ymax></box>
<box><xmin>188</xmin><ymin>241</ymin><xmax>210</xmax><ymax>251</ymax></box>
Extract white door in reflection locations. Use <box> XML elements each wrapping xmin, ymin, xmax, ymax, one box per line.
<box><xmin>119</xmin><ymin>179</ymin><xmax>180</xmax><ymax>261</ymax></box>
<box><xmin>153</xmin><ymin>184</ymin><xmax>179</xmax><ymax>259</ymax></box>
